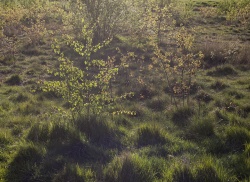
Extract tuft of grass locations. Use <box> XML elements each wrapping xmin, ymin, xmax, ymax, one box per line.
<box><xmin>194</xmin><ymin>156</ymin><xmax>231</xmax><ymax>182</ymax></box>
<box><xmin>104</xmin><ymin>153</ymin><xmax>155</xmax><ymax>182</ymax></box>
<box><xmin>5</xmin><ymin>143</ymin><xmax>47</xmax><ymax>182</ymax></box>
<box><xmin>75</xmin><ymin>115</ymin><xmax>122</xmax><ymax>148</ymax></box>
<box><xmin>164</xmin><ymin>162</ymin><xmax>194</xmax><ymax>182</ymax></box>
<box><xmin>0</xmin><ymin>132</ymin><xmax>12</xmax><ymax>147</ymax></box>
<box><xmin>5</xmin><ymin>74</ymin><xmax>22</xmax><ymax>85</ymax></box>
<box><xmin>207</xmin><ymin>64</ymin><xmax>238</xmax><ymax>77</ymax></box>
<box><xmin>27</xmin><ymin>121</ymin><xmax>81</xmax><ymax>145</ymax></box>
<box><xmin>146</xmin><ymin>97</ymin><xmax>166</xmax><ymax>111</ymax></box>
<box><xmin>227</xmin><ymin>90</ymin><xmax>244</xmax><ymax>99</ymax></box>
<box><xmin>9</xmin><ymin>92</ymin><xmax>30</xmax><ymax>103</ymax></box>
<box><xmin>172</xmin><ymin>107</ymin><xmax>194</xmax><ymax>126</ymax></box>
<box><xmin>238</xmin><ymin>104</ymin><xmax>250</xmax><ymax>118</ymax></box>
<box><xmin>187</xmin><ymin>117</ymin><xmax>215</xmax><ymax>139</ymax></box>
<box><xmin>52</xmin><ymin>164</ymin><xmax>96</xmax><ymax>182</ymax></box>
<box><xmin>195</xmin><ymin>90</ymin><xmax>213</xmax><ymax>103</ymax></box>
<box><xmin>137</xmin><ymin>124</ymin><xmax>168</xmax><ymax>147</ymax></box>
<box><xmin>225</xmin><ymin>126</ymin><xmax>250</xmax><ymax>151</ymax></box>
<box><xmin>17</xmin><ymin>101</ymin><xmax>41</xmax><ymax>115</ymax></box>
<box><xmin>210</xmin><ymin>80</ymin><xmax>229</xmax><ymax>91</ymax></box>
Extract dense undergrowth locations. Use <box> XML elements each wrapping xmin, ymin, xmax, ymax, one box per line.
<box><xmin>0</xmin><ymin>0</ymin><xmax>250</xmax><ymax>181</ymax></box>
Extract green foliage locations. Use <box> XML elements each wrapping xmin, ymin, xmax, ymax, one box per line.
<box><xmin>42</xmin><ymin>21</ymin><xmax>119</xmax><ymax>120</ymax></box>
<box><xmin>218</xmin><ymin>0</ymin><xmax>250</xmax><ymax>26</ymax></box>
<box><xmin>151</xmin><ymin>26</ymin><xmax>204</xmax><ymax>107</ymax></box>
<box><xmin>67</xmin><ymin>0</ymin><xmax>127</xmax><ymax>42</ymax></box>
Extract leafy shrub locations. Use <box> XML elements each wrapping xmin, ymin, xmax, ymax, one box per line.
<box><xmin>104</xmin><ymin>154</ymin><xmax>155</xmax><ymax>182</ymax></box>
<box><xmin>5</xmin><ymin>74</ymin><xmax>22</xmax><ymax>85</ymax></box>
<box><xmin>172</xmin><ymin>107</ymin><xmax>194</xmax><ymax>126</ymax></box>
<box><xmin>52</xmin><ymin>164</ymin><xmax>96</xmax><ymax>182</ymax></box>
<box><xmin>137</xmin><ymin>124</ymin><xmax>168</xmax><ymax>147</ymax></box>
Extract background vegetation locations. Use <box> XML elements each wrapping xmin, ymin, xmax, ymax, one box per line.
<box><xmin>0</xmin><ymin>0</ymin><xmax>250</xmax><ymax>181</ymax></box>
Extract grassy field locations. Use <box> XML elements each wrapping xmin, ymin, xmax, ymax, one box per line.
<box><xmin>0</xmin><ymin>0</ymin><xmax>250</xmax><ymax>181</ymax></box>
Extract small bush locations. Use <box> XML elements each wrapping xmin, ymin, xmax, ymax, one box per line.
<box><xmin>104</xmin><ymin>154</ymin><xmax>155</xmax><ymax>182</ymax></box>
<box><xmin>225</xmin><ymin>126</ymin><xmax>250</xmax><ymax>151</ymax></box>
<box><xmin>5</xmin><ymin>74</ymin><xmax>22</xmax><ymax>85</ymax></box>
<box><xmin>52</xmin><ymin>164</ymin><xmax>96</xmax><ymax>182</ymax></box>
<box><xmin>172</xmin><ymin>107</ymin><xmax>194</xmax><ymax>126</ymax></box>
<box><xmin>137</xmin><ymin>124</ymin><xmax>168</xmax><ymax>147</ymax></box>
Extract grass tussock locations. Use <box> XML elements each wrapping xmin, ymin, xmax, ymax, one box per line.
<box><xmin>53</xmin><ymin>164</ymin><xmax>96</xmax><ymax>182</ymax></box>
<box><xmin>5</xmin><ymin>75</ymin><xmax>22</xmax><ymax>86</ymax></box>
<box><xmin>207</xmin><ymin>64</ymin><xmax>238</xmax><ymax>77</ymax></box>
<box><xmin>104</xmin><ymin>154</ymin><xmax>155</xmax><ymax>182</ymax></box>
<box><xmin>210</xmin><ymin>80</ymin><xmax>229</xmax><ymax>91</ymax></box>
<box><xmin>172</xmin><ymin>107</ymin><xmax>194</xmax><ymax>126</ymax></box>
<box><xmin>187</xmin><ymin>117</ymin><xmax>215</xmax><ymax>139</ymax></box>
<box><xmin>137</xmin><ymin>124</ymin><xmax>169</xmax><ymax>147</ymax></box>
<box><xmin>75</xmin><ymin>115</ymin><xmax>122</xmax><ymax>148</ymax></box>
<box><xmin>5</xmin><ymin>143</ymin><xmax>47</xmax><ymax>182</ymax></box>
<box><xmin>225</xmin><ymin>126</ymin><xmax>250</xmax><ymax>151</ymax></box>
